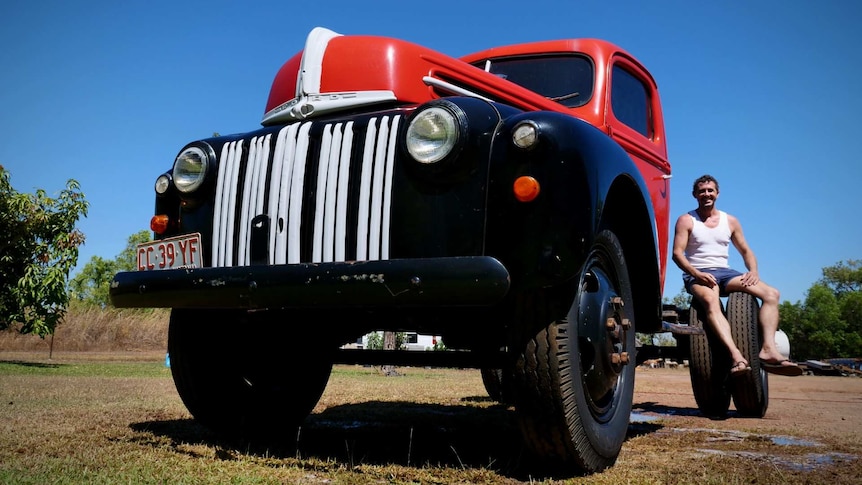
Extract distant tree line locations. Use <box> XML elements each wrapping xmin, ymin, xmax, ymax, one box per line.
<box><xmin>778</xmin><ymin>260</ymin><xmax>862</xmax><ymax>360</ymax></box>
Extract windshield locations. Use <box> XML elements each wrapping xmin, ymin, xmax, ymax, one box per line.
<box><xmin>475</xmin><ymin>55</ymin><xmax>594</xmax><ymax>108</ymax></box>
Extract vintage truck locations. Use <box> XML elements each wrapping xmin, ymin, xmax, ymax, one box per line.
<box><xmin>110</xmin><ymin>27</ymin><xmax>764</xmax><ymax>473</ymax></box>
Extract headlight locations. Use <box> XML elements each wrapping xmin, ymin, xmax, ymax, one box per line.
<box><xmin>512</xmin><ymin>121</ymin><xmax>539</xmax><ymax>150</ymax></box>
<box><xmin>405</xmin><ymin>106</ymin><xmax>460</xmax><ymax>164</ymax></box>
<box><xmin>154</xmin><ymin>174</ymin><xmax>171</xmax><ymax>195</ymax></box>
<box><xmin>172</xmin><ymin>146</ymin><xmax>209</xmax><ymax>193</ymax></box>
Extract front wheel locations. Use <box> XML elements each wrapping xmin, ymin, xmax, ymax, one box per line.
<box><xmin>512</xmin><ymin>230</ymin><xmax>636</xmax><ymax>473</ymax></box>
<box><xmin>168</xmin><ymin>309</ymin><xmax>333</xmax><ymax>440</ymax></box>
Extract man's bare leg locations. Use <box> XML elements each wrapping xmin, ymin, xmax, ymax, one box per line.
<box><xmin>725</xmin><ymin>278</ymin><xmax>787</xmax><ymax>364</ymax></box>
<box><xmin>690</xmin><ymin>284</ymin><xmax>748</xmax><ymax>370</ymax></box>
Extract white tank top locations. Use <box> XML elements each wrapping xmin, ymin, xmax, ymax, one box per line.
<box><xmin>685</xmin><ymin>210</ymin><xmax>731</xmax><ymax>268</ymax></box>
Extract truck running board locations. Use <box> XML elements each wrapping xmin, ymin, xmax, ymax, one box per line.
<box><xmin>661</xmin><ymin>320</ymin><xmax>704</xmax><ymax>335</ymax></box>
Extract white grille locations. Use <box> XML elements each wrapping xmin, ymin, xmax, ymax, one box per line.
<box><xmin>210</xmin><ymin>115</ymin><xmax>401</xmax><ymax>267</ymax></box>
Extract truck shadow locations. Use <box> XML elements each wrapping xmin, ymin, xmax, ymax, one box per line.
<box><xmin>131</xmin><ymin>398</ymin><xmax>663</xmax><ymax>479</ymax></box>
<box><xmin>633</xmin><ymin>401</ymin><xmax>758</xmax><ymax>421</ymax></box>
<box><xmin>633</xmin><ymin>401</ymin><xmax>703</xmax><ymax>418</ymax></box>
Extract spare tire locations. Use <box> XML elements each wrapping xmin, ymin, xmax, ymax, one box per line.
<box><xmin>687</xmin><ymin>300</ymin><xmax>731</xmax><ymax>419</ymax></box>
<box><xmin>726</xmin><ymin>292</ymin><xmax>768</xmax><ymax>417</ymax></box>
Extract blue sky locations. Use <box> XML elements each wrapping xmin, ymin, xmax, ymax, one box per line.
<box><xmin>1</xmin><ymin>0</ymin><xmax>859</xmax><ymax>305</ymax></box>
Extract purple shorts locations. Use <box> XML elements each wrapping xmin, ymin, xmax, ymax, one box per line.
<box><xmin>682</xmin><ymin>267</ymin><xmax>744</xmax><ymax>295</ymax></box>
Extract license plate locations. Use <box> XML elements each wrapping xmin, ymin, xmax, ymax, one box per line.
<box><xmin>137</xmin><ymin>233</ymin><xmax>203</xmax><ymax>271</ymax></box>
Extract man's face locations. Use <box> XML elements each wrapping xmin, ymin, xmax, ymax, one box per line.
<box><xmin>693</xmin><ymin>181</ymin><xmax>718</xmax><ymax>209</ymax></box>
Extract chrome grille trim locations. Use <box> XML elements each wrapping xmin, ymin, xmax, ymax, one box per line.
<box><xmin>238</xmin><ymin>134</ymin><xmax>271</xmax><ymax>266</ymax></box>
<box><xmin>334</xmin><ymin>123</ymin><xmax>355</xmax><ymax>261</ymax></box>
<box><xmin>210</xmin><ymin>115</ymin><xmax>401</xmax><ymax>267</ymax></box>
<box><xmin>211</xmin><ymin>140</ymin><xmax>243</xmax><ymax>267</ymax></box>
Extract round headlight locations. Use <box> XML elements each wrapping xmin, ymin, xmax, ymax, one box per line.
<box><xmin>172</xmin><ymin>147</ymin><xmax>208</xmax><ymax>193</ymax></box>
<box><xmin>154</xmin><ymin>174</ymin><xmax>171</xmax><ymax>195</ymax></box>
<box><xmin>405</xmin><ymin>106</ymin><xmax>459</xmax><ymax>164</ymax></box>
<box><xmin>512</xmin><ymin>121</ymin><xmax>539</xmax><ymax>149</ymax></box>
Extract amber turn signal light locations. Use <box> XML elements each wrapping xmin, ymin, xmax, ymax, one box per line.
<box><xmin>513</xmin><ymin>176</ymin><xmax>540</xmax><ymax>202</ymax></box>
<box><xmin>150</xmin><ymin>214</ymin><xmax>170</xmax><ymax>235</ymax></box>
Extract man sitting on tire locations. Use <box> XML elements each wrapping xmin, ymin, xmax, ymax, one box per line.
<box><xmin>672</xmin><ymin>174</ymin><xmax>802</xmax><ymax>377</ymax></box>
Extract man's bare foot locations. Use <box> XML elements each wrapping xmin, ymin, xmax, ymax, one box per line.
<box><xmin>759</xmin><ymin>349</ymin><xmax>788</xmax><ymax>363</ymax></box>
<box><xmin>730</xmin><ymin>360</ymin><xmax>751</xmax><ymax>375</ymax></box>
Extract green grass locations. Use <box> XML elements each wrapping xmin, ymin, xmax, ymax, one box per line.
<box><xmin>0</xmin><ymin>359</ymin><xmax>171</xmax><ymax>378</ymax></box>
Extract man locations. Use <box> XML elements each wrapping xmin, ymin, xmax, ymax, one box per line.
<box><xmin>672</xmin><ymin>174</ymin><xmax>802</xmax><ymax>376</ymax></box>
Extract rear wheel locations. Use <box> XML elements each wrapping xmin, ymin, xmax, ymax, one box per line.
<box><xmin>687</xmin><ymin>300</ymin><xmax>732</xmax><ymax>419</ymax></box>
<box><xmin>512</xmin><ymin>230</ymin><xmax>636</xmax><ymax>473</ymax></box>
<box><xmin>727</xmin><ymin>292</ymin><xmax>768</xmax><ymax>417</ymax></box>
<box><xmin>480</xmin><ymin>368</ymin><xmax>514</xmax><ymax>405</ymax></box>
<box><xmin>168</xmin><ymin>309</ymin><xmax>333</xmax><ymax>440</ymax></box>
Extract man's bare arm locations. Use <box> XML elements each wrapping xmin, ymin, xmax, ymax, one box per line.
<box><xmin>728</xmin><ymin>214</ymin><xmax>759</xmax><ymax>286</ymax></box>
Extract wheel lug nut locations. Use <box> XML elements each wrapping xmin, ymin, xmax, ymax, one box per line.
<box><xmin>621</xmin><ymin>318</ymin><xmax>631</xmax><ymax>329</ymax></box>
<box><xmin>606</xmin><ymin>317</ymin><xmax>617</xmax><ymax>330</ymax></box>
<box><xmin>610</xmin><ymin>352</ymin><xmax>630</xmax><ymax>365</ymax></box>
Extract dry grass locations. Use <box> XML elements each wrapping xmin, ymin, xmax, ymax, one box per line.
<box><xmin>1</xmin><ymin>308</ymin><xmax>860</xmax><ymax>483</ymax></box>
<box><xmin>0</xmin><ymin>304</ymin><xmax>169</xmax><ymax>354</ymax></box>
<box><xmin>1</xmin><ymin>356</ymin><xmax>860</xmax><ymax>484</ymax></box>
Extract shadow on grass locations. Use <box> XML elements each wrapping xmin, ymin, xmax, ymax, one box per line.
<box><xmin>0</xmin><ymin>360</ymin><xmax>63</xmax><ymax>369</ymax></box>
<box><xmin>132</xmin><ymin>398</ymin><xmax>665</xmax><ymax>480</ymax></box>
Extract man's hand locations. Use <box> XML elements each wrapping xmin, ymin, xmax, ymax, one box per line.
<box><xmin>693</xmin><ymin>270</ymin><xmax>717</xmax><ymax>288</ymax></box>
<box><xmin>740</xmin><ymin>271</ymin><xmax>760</xmax><ymax>287</ymax></box>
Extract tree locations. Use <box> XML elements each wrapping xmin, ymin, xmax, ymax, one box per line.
<box><xmin>116</xmin><ymin>230</ymin><xmax>151</xmax><ymax>271</ymax></box>
<box><xmin>69</xmin><ymin>230</ymin><xmax>151</xmax><ymax>306</ymax></box>
<box><xmin>663</xmin><ymin>285</ymin><xmax>692</xmax><ymax>309</ymax></box>
<box><xmin>364</xmin><ymin>331</ymin><xmax>407</xmax><ymax>350</ymax></box>
<box><xmin>0</xmin><ymin>166</ymin><xmax>88</xmax><ymax>336</ymax></box>
<box><xmin>780</xmin><ymin>260</ymin><xmax>862</xmax><ymax>360</ymax></box>
<box><xmin>68</xmin><ymin>256</ymin><xmax>116</xmax><ymax>307</ymax></box>
<box><xmin>820</xmin><ymin>259</ymin><xmax>862</xmax><ymax>295</ymax></box>
<box><xmin>800</xmin><ymin>285</ymin><xmax>845</xmax><ymax>359</ymax></box>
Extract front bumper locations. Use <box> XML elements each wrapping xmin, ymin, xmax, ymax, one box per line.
<box><xmin>109</xmin><ymin>256</ymin><xmax>510</xmax><ymax>310</ymax></box>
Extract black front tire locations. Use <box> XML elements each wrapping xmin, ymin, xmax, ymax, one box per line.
<box><xmin>168</xmin><ymin>309</ymin><xmax>333</xmax><ymax>440</ymax></box>
<box><xmin>512</xmin><ymin>230</ymin><xmax>636</xmax><ymax>473</ymax></box>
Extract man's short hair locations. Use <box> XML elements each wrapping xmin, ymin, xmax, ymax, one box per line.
<box><xmin>693</xmin><ymin>174</ymin><xmax>719</xmax><ymax>195</ymax></box>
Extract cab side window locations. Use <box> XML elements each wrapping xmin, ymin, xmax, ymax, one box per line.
<box><xmin>611</xmin><ymin>65</ymin><xmax>651</xmax><ymax>138</ymax></box>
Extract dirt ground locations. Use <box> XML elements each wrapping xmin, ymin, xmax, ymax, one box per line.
<box><xmin>632</xmin><ymin>367</ymin><xmax>862</xmax><ymax>446</ymax></box>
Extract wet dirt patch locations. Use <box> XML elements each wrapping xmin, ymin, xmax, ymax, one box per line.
<box><xmin>654</xmin><ymin>427</ymin><xmax>858</xmax><ymax>473</ymax></box>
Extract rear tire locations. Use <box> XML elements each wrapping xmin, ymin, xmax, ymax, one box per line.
<box><xmin>687</xmin><ymin>300</ymin><xmax>732</xmax><ymax>419</ymax></box>
<box><xmin>480</xmin><ymin>368</ymin><xmax>514</xmax><ymax>405</ymax></box>
<box><xmin>512</xmin><ymin>230</ymin><xmax>636</xmax><ymax>473</ymax></box>
<box><xmin>168</xmin><ymin>309</ymin><xmax>333</xmax><ymax>440</ymax></box>
<box><xmin>726</xmin><ymin>292</ymin><xmax>769</xmax><ymax>417</ymax></box>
